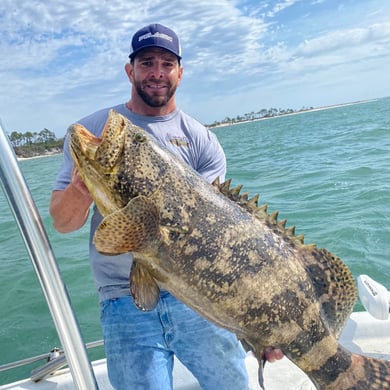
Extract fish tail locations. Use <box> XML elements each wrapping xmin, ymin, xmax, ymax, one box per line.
<box><xmin>349</xmin><ymin>354</ymin><xmax>390</xmax><ymax>390</ymax></box>
<box><xmin>315</xmin><ymin>352</ymin><xmax>390</xmax><ymax>389</ymax></box>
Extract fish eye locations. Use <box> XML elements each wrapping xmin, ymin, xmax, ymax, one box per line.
<box><xmin>134</xmin><ymin>133</ymin><xmax>146</xmax><ymax>143</ymax></box>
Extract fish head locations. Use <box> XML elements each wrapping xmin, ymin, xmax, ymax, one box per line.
<box><xmin>68</xmin><ymin>109</ymin><xmax>171</xmax><ymax>218</ymax></box>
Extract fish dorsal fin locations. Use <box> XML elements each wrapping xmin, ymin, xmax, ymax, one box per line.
<box><xmin>130</xmin><ymin>261</ymin><xmax>160</xmax><ymax>311</ymax></box>
<box><xmin>212</xmin><ymin>178</ymin><xmax>357</xmax><ymax>336</ymax></box>
<box><xmin>93</xmin><ymin>195</ymin><xmax>160</xmax><ymax>255</ymax></box>
<box><xmin>212</xmin><ymin>178</ymin><xmax>304</xmax><ymax>246</ymax></box>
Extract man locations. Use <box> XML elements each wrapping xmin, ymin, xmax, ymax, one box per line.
<box><xmin>50</xmin><ymin>23</ymin><xmax>282</xmax><ymax>390</ymax></box>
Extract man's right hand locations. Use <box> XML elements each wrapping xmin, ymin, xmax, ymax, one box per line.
<box><xmin>49</xmin><ymin>167</ymin><xmax>93</xmax><ymax>233</ymax></box>
<box><xmin>70</xmin><ymin>167</ymin><xmax>92</xmax><ymax>198</ymax></box>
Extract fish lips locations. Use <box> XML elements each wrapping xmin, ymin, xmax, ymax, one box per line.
<box><xmin>68</xmin><ymin>122</ymin><xmax>124</xmax><ymax>216</ymax></box>
<box><xmin>69</xmin><ymin>124</ymin><xmax>100</xmax><ymax>161</ymax></box>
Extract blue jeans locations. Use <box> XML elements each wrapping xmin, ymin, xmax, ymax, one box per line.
<box><xmin>100</xmin><ymin>292</ymin><xmax>248</xmax><ymax>390</ymax></box>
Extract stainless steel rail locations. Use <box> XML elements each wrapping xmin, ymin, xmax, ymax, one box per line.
<box><xmin>0</xmin><ymin>340</ymin><xmax>104</xmax><ymax>377</ymax></box>
<box><xmin>0</xmin><ymin>351</ymin><xmax>53</xmax><ymax>373</ymax></box>
<box><xmin>29</xmin><ymin>340</ymin><xmax>104</xmax><ymax>382</ymax></box>
<box><xmin>0</xmin><ymin>120</ymin><xmax>98</xmax><ymax>389</ymax></box>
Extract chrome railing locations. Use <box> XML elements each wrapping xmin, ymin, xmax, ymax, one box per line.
<box><xmin>30</xmin><ymin>340</ymin><xmax>104</xmax><ymax>383</ymax></box>
<box><xmin>0</xmin><ymin>119</ymin><xmax>98</xmax><ymax>389</ymax></box>
<box><xmin>0</xmin><ymin>340</ymin><xmax>104</xmax><ymax>382</ymax></box>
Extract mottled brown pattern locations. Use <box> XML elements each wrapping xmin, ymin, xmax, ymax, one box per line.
<box><xmin>69</xmin><ymin>110</ymin><xmax>390</xmax><ymax>389</ymax></box>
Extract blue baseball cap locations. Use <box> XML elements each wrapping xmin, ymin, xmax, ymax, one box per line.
<box><xmin>129</xmin><ymin>23</ymin><xmax>182</xmax><ymax>60</ymax></box>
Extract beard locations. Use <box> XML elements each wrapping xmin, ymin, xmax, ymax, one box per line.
<box><xmin>134</xmin><ymin>79</ymin><xmax>178</xmax><ymax>108</ymax></box>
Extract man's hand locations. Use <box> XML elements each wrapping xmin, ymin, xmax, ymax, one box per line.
<box><xmin>50</xmin><ymin>167</ymin><xmax>93</xmax><ymax>233</ymax></box>
<box><xmin>71</xmin><ymin>167</ymin><xmax>92</xmax><ymax>199</ymax></box>
<box><xmin>264</xmin><ymin>347</ymin><xmax>284</xmax><ymax>362</ymax></box>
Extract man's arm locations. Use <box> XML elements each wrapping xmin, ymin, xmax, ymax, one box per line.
<box><xmin>50</xmin><ymin>169</ymin><xmax>93</xmax><ymax>233</ymax></box>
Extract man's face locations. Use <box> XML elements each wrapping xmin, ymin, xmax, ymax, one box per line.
<box><xmin>130</xmin><ymin>48</ymin><xmax>183</xmax><ymax>108</ymax></box>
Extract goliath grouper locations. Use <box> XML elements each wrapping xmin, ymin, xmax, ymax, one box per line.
<box><xmin>69</xmin><ymin>109</ymin><xmax>390</xmax><ymax>389</ymax></box>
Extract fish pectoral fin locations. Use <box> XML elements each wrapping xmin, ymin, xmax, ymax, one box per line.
<box><xmin>130</xmin><ymin>261</ymin><xmax>160</xmax><ymax>311</ymax></box>
<box><xmin>94</xmin><ymin>196</ymin><xmax>160</xmax><ymax>255</ymax></box>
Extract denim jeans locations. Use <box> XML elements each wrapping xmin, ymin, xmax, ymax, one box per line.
<box><xmin>100</xmin><ymin>292</ymin><xmax>248</xmax><ymax>390</ymax></box>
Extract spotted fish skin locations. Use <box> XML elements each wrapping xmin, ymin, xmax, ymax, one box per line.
<box><xmin>69</xmin><ymin>110</ymin><xmax>390</xmax><ymax>389</ymax></box>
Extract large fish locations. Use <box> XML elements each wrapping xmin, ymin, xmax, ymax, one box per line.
<box><xmin>69</xmin><ymin>109</ymin><xmax>390</xmax><ymax>389</ymax></box>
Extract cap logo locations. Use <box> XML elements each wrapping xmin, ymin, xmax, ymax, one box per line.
<box><xmin>129</xmin><ymin>24</ymin><xmax>181</xmax><ymax>60</ymax></box>
<box><xmin>138</xmin><ymin>32</ymin><xmax>173</xmax><ymax>43</ymax></box>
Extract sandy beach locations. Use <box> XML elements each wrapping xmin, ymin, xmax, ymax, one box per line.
<box><xmin>16</xmin><ymin>151</ymin><xmax>62</xmax><ymax>161</ymax></box>
<box><xmin>209</xmin><ymin>98</ymin><xmax>378</xmax><ymax>129</ymax></box>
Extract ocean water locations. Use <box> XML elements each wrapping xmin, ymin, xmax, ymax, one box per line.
<box><xmin>0</xmin><ymin>97</ymin><xmax>389</xmax><ymax>384</ymax></box>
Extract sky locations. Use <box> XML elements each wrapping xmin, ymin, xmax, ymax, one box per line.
<box><xmin>1</xmin><ymin>0</ymin><xmax>389</xmax><ymax>137</ymax></box>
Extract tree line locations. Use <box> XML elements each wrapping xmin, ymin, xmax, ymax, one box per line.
<box><xmin>206</xmin><ymin>106</ymin><xmax>314</xmax><ymax>127</ymax></box>
<box><xmin>7</xmin><ymin>105</ymin><xmax>315</xmax><ymax>156</ymax></box>
<box><xmin>8</xmin><ymin>129</ymin><xmax>64</xmax><ymax>158</ymax></box>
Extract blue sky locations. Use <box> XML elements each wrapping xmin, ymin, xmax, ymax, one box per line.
<box><xmin>1</xmin><ymin>0</ymin><xmax>389</xmax><ymax>137</ymax></box>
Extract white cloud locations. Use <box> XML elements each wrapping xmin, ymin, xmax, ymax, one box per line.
<box><xmin>267</xmin><ymin>0</ymin><xmax>302</xmax><ymax>17</ymax></box>
<box><xmin>296</xmin><ymin>23</ymin><xmax>390</xmax><ymax>57</ymax></box>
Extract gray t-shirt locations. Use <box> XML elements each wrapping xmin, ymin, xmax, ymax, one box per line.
<box><xmin>53</xmin><ymin>104</ymin><xmax>226</xmax><ymax>302</ymax></box>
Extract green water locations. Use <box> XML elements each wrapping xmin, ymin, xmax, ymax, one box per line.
<box><xmin>0</xmin><ymin>97</ymin><xmax>389</xmax><ymax>384</ymax></box>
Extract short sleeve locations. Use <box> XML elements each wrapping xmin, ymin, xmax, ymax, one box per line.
<box><xmin>196</xmin><ymin>130</ymin><xmax>226</xmax><ymax>184</ymax></box>
<box><xmin>52</xmin><ymin>133</ymin><xmax>73</xmax><ymax>190</ymax></box>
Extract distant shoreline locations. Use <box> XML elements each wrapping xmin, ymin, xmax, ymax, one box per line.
<box><xmin>17</xmin><ymin>151</ymin><xmax>62</xmax><ymax>161</ymax></box>
<box><xmin>208</xmin><ymin>98</ymin><xmax>378</xmax><ymax>129</ymax></box>
<box><xmin>15</xmin><ymin>98</ymin><xmax>379</xmax><ymax>160</ymax></box>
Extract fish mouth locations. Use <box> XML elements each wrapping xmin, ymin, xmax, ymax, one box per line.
<box><xmin>70</xmin><ymin>113</ymin><xmax>125</xmax><ymax>169</ymax></box>
<box><xmin>68</xmin><ymin>123</ymin><xmax>104</xmax><ymax>174</ymax></box>
<box><xmin>70</xmin><ymin>125</ymin><xmax>101</xmax><ymax>159</ymax></box>
<box><xmin>68</xmin><ymin>118</ymin><xmax>124</xmax><ymax>216</ymax></box>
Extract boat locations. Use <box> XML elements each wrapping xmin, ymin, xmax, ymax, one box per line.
<box><xmin>1</xmin><ymin>278</ymin><xmax>388</xmax><ymax>390</ymax></box>
<box><xmin>1</xmin><ymin>122</ymin><xmax>389</xmax><ymax>389</ymax></box>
